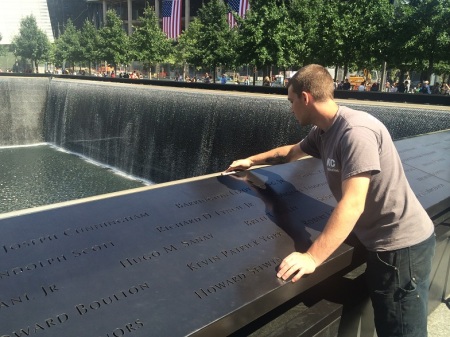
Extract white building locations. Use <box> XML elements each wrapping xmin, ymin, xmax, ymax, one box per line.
<box><xmin>0</xmin><ymin>0</ymin><xmax>54</xmax><ymax>45</ymax></box>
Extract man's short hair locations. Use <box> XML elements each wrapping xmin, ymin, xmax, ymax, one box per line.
<box><xmin>288</xmin><ymin>64</ymin><xmax>334</xmax><ymax>102</ymax></box>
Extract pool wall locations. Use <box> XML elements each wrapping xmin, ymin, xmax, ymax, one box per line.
<box><xmin>1</xmin><ymin>76</ymin><xmax>449</xmax><ymax>183</ymax></box>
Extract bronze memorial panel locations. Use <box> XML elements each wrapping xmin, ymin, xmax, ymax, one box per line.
<box><xmin>1</xmin><ymin>131</ymin><xmax>449</xmax><ymax>337</ymax></box>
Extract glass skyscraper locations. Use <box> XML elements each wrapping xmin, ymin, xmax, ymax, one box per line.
<box><xmin>0</xmin><ymin>0</ymin><xmax>54</xmax><ymax>44</ymax></box>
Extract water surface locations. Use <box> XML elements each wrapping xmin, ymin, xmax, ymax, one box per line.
<box><xmin>0</xmin><ymin>144</ymin><xmax>147</xmax><ymax>214</ymax></box>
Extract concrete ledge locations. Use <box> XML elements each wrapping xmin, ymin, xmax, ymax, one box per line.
<box><xmin>1</xmin><ymin>72</ymin><xmax>449</xmax><ymax>106</ymax></box>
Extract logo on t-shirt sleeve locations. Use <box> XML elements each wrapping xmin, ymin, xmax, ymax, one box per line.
<box><xmin>326</xmin><ymin>158</ymin><xmax>340</xmax><ymax>172</ymax></box>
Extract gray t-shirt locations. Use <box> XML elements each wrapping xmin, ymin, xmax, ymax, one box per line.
<box><xmin>300</xmin><ymin>105</ymin><xmax>434</xmax><ymax>251</ymax></box>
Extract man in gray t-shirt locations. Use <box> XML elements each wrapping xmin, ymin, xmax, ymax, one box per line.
<box><xmin>300</xmin><ymin>105</ymin><xmax>434</xmax><ymax>251</ymax></box>
<box><xmin>226</xmin><ymin>64</ymin><xmax>435</xmax><ymax>337</ymax></box>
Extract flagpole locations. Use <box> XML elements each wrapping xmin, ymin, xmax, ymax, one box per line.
<box><xmin>155</xmin><ymin>0</ymin><xmax>160</xmax><ymax>18</ymax></box>
<box><xmin>185</xmin><ymin>0</ymin><xmax>190</xmax><ymax>30</ymax></box>
<box><xmin>127</xmin><ymin>0</ymin><xmax>132</xmax><ymax>35</ymax></box>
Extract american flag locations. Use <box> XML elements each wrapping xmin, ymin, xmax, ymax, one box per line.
<box><xmin>227</xmin><ymin>0</ymin><xmax>250</xmax><ymax>28</ymax></box>
<box><xmin>162</xmin><ymin>0</ymin><xmax>182</xmax><ymax>39</ymax></box>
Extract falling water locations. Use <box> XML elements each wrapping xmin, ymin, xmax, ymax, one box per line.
<box><xmin>0</xmin><ymin>77</ymin><xmax>49</xmax><ymax>145</ymax></box>
<box><xmin>1</xmin><ymin>76</ymin><xmax>449</xmax><ymax>187</ymax></box>
<box><xmin>44</xmin><ymin>79</ymin><xmax>304</xmax><ymax>183</ymax></box>
<box><xmin>44</xmin><ymin>79</ymin><xmax>450</xmax><ymax>184</ymax></box>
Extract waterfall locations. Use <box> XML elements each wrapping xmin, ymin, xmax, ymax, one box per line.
<box><xmin>0</xmin><ymin>76</ymin><xmax>448</xmax><ymax>184</ymax></box>
<box><xmin>0</xmin><ymin>77</ymin><xmax>49</xmax><ymax>145</ymax></box>
<box><xmin>44</xmin><ymin>79</ymin><xmax>303</xmax><ymax>183</ymax></box>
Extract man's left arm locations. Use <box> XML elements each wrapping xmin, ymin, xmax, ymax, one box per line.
<box><xmin>277</xmin><ymin>172</ymin><xmax>371</xmax><ymax>282</ymax></box>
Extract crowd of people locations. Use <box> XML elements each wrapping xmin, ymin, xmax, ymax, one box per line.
<box><xmin>413</xmin><ymin>81</ymin><xmax>450</xmax><ymax>95</ymax></box>
<box><xmin>195</xmin><ymin>72</ymin><xmax>450</xmax><ymax>94</ymax></box>
<box><xmin>335</xmin><ymin>78</ymin><xmax>450</xmax><ymax>95</ymax></box>
<box><xmin>381</xmin><ymin>79</ymin><xmax>450</xmax><ymax>94</ymax></box>
<box><xmin>2</xmin><ymin>66</ymin><xmax>448</xmax><ymax>95</ymax></box>
<box><xmin>172</xmin><ymin>72</ymin><xmax>252</xmax><ymax>85</ymax></box>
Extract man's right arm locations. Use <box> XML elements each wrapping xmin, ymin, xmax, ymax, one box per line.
<box><xmin>225</xmin><ymin>143</ymin><xmax>308</xmax><ymax>172</ymax></box>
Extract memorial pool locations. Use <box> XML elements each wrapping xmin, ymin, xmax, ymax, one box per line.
<box><xmin>0</xmin><ymin>76</ymin><xmax>448</xmax><ymax>336</ymax></box>
<box><xmin>0</xmin><ymin>144</ymin><xmax>147</xmax><ymax>214</ymax></box>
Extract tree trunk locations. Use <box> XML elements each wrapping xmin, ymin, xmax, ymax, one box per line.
<box><xmin>427</xmin><ymin>55</ymin><xmax>434</xmax><ymax>82</ymax></box>
<box><xmin>261</xmin><ymin>65</ymin><xmax>270</xmax><ymax>83</ymax></box>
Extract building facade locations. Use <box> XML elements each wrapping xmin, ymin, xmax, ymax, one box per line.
<box><xmin>0</xmin><ymin>0</ymin><xmax>54</xmax><ymax>44</ymax></box>
<box><xmin>0</xmin><ymin>0</ymin><xmax>211</xmax><ymax>44</ymax></box>
<box><xmin>47</xmin><ymin>0</ymin><xmax>209</xmax><ymax>37</ymax></box>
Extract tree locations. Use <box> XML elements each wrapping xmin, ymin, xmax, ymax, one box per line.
<box><xmin>288</xmin><ymin>0</ymin><xmax>322</xmax><ymax>67</ymax></box>
<box><xmin>98</xmin><ymin>10</ymin><xmax>130</xmax><ymax>71</ymax></box>
<box><xmin>130</xmin><ymin>5</ymin><xmax>172</xmax><ymax>78</ymax></box>
<box><xmin>237</xmin><ymin>0</ymin><xmax>294</xmax><ymax>79</ymax></box>
<box><xmin>180</xmin><ymin>0</ymin><xmax>237</xmax><ymax>82</ymax></box>
<box><xmin>53</xmin><ymin>19</ymin><xmax>81</xmax><ymax>72</ymax></box>
<box><xmin>401</xmin><ymin>0</ymin><xmax>450</xmax><ymax>80</ymax></box>
<box><xmin>79</xmin><ymin>19</ymin><xmax>100</xmax><ymax>74</ymax></box>
<box><xmin>363</xmin><ymin>1</ymin><xmax>396</xmax><ymax>68</ymax></box>
<box><xmin>313</xmin><ymin>1</ymin><xmax>366</xmax><ymax>76</ymax></box>
<box><xmin>0</xmin><ymin>34</ymin><xmax>5</xmax><ymax>57</ymax></box>
<box><xmin>176</xmin><ymin>18</ymin><xmax>204</xmax><ymax>73</ymax></box>
<box><xmin>434</xmin><ymin>0</ymin><xmax>450</xmax><ymax>82</ymax></box>
<box><xmin>10</xmin><ymin>15</ymin><xmax>51</xmax><ymax>73</ymax></box>
<box><xmin>301</xmin><ymin>0</ymin><xmax>396</xmax><ymax>83</ymax></box>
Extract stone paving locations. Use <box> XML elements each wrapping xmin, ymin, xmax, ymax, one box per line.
<box><xmin>429</xmin><ymin>300</ymin><xmax>450</xmax><ymax>337</ymax></box>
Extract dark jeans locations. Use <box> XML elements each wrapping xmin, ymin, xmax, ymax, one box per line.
<box><xmin>366</xmin><ymin>233</ymin><xmax>436</xmax><ymax>337</ymax></box>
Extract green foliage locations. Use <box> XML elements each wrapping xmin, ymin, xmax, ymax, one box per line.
<box><xmin>288</xmin><ymin>0</ymin><xmax>321</xmax><ymax>66</ymax></box>
<box><xmin>176</xmin><ymin>18</ymin><xmax>204</xmax><ymax>67</ymax></box>
<box><xmin>398</xmin><ymin>0</ymin><xmax>450</xmax><ymax>78</ymax></box>
<box><xmin>0</xmin><ymin>33</ymin><xmax>6</xmax><ymax>57</ymax></box>
<box><xmin>54</xmin><ymin>19</ymin><xmax>82</xmax><ymax>69</ymax></box>
<box><xmin>359</xmin><ymin>0</ymin><xmax>396</xmax><ymax>68</ymax></box>
<box><xmin>98</xmin><ymin>10</ymin><xmax>130</xmax><ymax>68</ymax></box>
<box><xmin>7</xmin><ymin>1</ymin><xmax>449</xmax><ymax>80</ymax></box>
<box><xmin>130</xmin><ymin>6</ymin><xmax>172</xmax><ymax>68</ymax></box>
<box><xmin>200</xmin><ymin>0</ymin><xmax>237</xmax><ymax>69</ymax></box>
<box><xmin>237</xmin><ymin>0</ymin><xmax>293</xmax><ymax>72</ymax></box>
<box><xmin>10</xmin><ymin>15</ymin><xmax>51</xmax><ymax>72</ymax></box>
<box><xmin>300</xmin><ymin>0</ymin><xmax>336</xmax><ymax>66</ymax></box>
<box><xmin>309</xmin><ymin>0</ymin><xmax>392</xmax><ymax>73</ymax></box>
<box><xmin>79</xmin><ymin>19</ymin><xmax>100</xmax><ymax>69</ymax></box>
<box><xmin>177</xmin><ymin>0</ymin><xmax>237</xmax><ymax>74</ymax></box>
